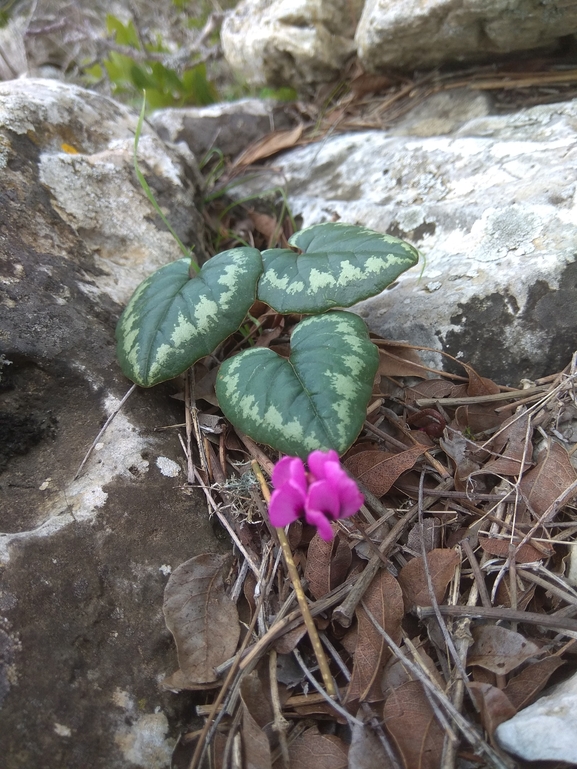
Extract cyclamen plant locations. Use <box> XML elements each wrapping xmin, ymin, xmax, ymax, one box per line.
<box><xmin>116</xmin><ymin>222</ymin><xmax>419</xmax><ymax>458</ymax></box>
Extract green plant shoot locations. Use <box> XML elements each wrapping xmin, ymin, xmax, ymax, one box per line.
<box><xmin>133</xmin><ymin>93</ymin><xmax>194</xmax><ymax>263</ymax></box>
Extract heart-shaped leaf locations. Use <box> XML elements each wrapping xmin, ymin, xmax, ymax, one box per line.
<box><xmin>215</xmin><ymin>311</ymin><xmax>379</xmax><ymax>457</ymax></box>
<box><xmin>257</xmin><ymin>222</ymin><xmax>419</xmax><ymax>313</ymax></box>
<box><xmin>116</xmin><ymin>248</ymin><xmax>262</xmax><ymax>387</ymax></box>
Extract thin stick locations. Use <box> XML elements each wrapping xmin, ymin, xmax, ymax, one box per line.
<box><xmin>293</xmin><ymin>649</ymin><xmax>363</xmax><ymax>727</ymax></box>
<box><xmin>74</xmin><ymin>384</ymin><xmax>136</xmax><ymax>479</ymax></box>
<box><xmin>416</xmin><ymin>473</ymin><xmax>471</xmax><ymax>691</ymax></box>
<box><xmin>192</xmin><ymin>466</ymin><xmax>261</xmax><ymax>579</ymax></box>
<box><xmin>252</xmin><ymin>460</ymin><xmax>336</xmax><ymax>697</ymax></box>
<box><xmin>269</xmin><ymin>649</ymin><xmax>290</xmax><ymax>768</ymax></box>
<box><xmin>238</xmin><ymin>432</ymin><xmax>276</xmax><ymax>476</ymax></box>
<box><xmin>415</xmin><ymin>604</ymin><xmax>577</xmax><ymax>633</ymax></box>
<box><xmin>460</xmin><ymin>538</ymin><xmax>492</xmax><ymax>608</ymax></box>
<box><xmin>516</xmin><ymin>568</ymin><xmax>577</xmax><ymax>608</ymax></box>
<box><xmin>441</xmin><ymin>557</ymin><xmax>481</xmax><ymax>769</ymax></box>
<box><xmin>414</xmin><ymin>385</ymin><xmax>548</xmax><ymax>407</ymax></box>
<box><xmin>319</xmin><ymin>630</ymin><xmax>352</xmax><ymax>681</ymax></box>
<box><xmin>185</xmin><ymin>368</ymin><xmax>208</xmax><ymax>480</ymax></box>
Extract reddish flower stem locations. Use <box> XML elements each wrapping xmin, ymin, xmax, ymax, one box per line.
<box><xmin>252</xmin><ymin>460</ymin><xmax>336</xmax><ymax>698</ymax></box>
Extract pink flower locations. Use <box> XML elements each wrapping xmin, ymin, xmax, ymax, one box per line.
<box><xmin>268</xmin><ymin>450</ymin><xmax>363</xmax><ymax>541</ymax></box>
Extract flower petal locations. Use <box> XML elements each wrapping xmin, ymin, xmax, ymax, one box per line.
<box><xmin>308</xmin><ymin>449</ymin><xmax>340</xmax><ymax>481</ymax></box>
<box><xmin>307</xmin><ymin>479</ymin><xmax>340</xmax><ymax>519</ymax></box>
<box><xmin>305</xmin><ymin>508</ymin><xmax>335</xmax><ymax>541</ymax></box>
<box><xmin>272</xmin><ymin>456</ymin><xmax>307</xmax><ymax>493</ymax></box>
<box><xmin>269</xmin><ymin>484</ymin><xmax>306</xmax><ymax>527</ymax></box>
<box><xmin>323</xmin><ymin>462</ymin><xmax>364</xmax><ymax>517</ymax></box>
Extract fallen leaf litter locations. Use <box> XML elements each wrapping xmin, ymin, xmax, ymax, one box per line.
<box><xmin>161</xmin><ymin>295</ymin><xmax>577</xmax><ymax>768</ymax></box>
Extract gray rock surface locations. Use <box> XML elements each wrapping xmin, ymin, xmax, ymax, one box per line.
<box><xmin>0</xmin><ymin>79</ymin><xmax>221</xmax><ymax>769</ymax></box>
<box><xmin>496</xmin><ymin>671</ymin><xmax>577</xmax><ymax>762</ymax></box>
<box><xmin>221</xmin><ymin>0</ymin><xmax>363</xmax><ymax>89</ymax></box>
<box><xmin>225</xmin><ymin>91</ymin><xmax>577</xmax><ymax>384</ymax></box>
<box><xmin>222</xmin><ymin>0</ymin><xmax>577</xmax><ymax>89</ymax></box>
<box><xmin>356</xmin><ymin>0</ymin><xmax>577</xmax><ymax>72</ymax></box>
<box><xmin>149</xmin><ymin>97</ymin><xmax>298</xmax><ymax>160</ymax></box>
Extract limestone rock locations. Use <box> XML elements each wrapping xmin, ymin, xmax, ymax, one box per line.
<box><xmin>0</xmin><ymin>79</ymin><xmax>221</xmax><ymax>768</ymax></box>
<box><xmin>0</xmin><ymin>78</ymin><xmax>207</xmax><ymax>306</ymax></box>
<box><xmin>231</xmin><ymin>93</ymin><xmax>577</xmax><ymax>384</ymax></box>
<box><xmin>496</xmin><ymin>671</ymin><xmax>577</xmax><ymax>762</ymax></box>
<box><xmin>221</xmin><ymin>0</ymin><xmax>363</xmax><ymax>89</ymax></box>
<box><xmin>356</xmin><ymin>0</ymin><xmax>577</xmax><ymax>72</ymax></box>
<box><xmin>149</xmin><ymin>98</ymin><xmax>298</xmax><ymax>160</ymax></box>
<box><xmin>222</xmin><ymin>0</ymin><xmax>577</xmax><ymax>90</ymax></box>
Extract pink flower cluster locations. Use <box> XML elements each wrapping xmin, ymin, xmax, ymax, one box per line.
<box><xmin>268</xmin><ymin>450</ymin><xmax>363</xmax><ymax>541</ymax></box>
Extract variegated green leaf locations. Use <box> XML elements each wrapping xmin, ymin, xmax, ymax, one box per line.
<box><xmin>257</xmin><ymin>222</ymin><xmax>419</xmax><ymax>314</ymax></box>
<box><xmin>215</xmin><ymin>311</ymin><xmax>379</xmax><ymax>457</ymax></box>
<box><xmin>116</xmin><ymin>248</ymin><xmax>262</xmax><ymax>387</ymax></box>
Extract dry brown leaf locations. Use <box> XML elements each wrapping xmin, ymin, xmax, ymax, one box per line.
<box><xmin>234</xmin><ymin>124</ymin><xmax>304</xmax><ymax>167</ymax></box>
<box><xmin>453</xmin><ymin>403</ymin><xmax>506</xmax><ymax>434</ymax></box>
<box><xmin>405</xmin><ymin>379</ymin><xmax>457</xmax><ymax>402</ymax></box>
<box><xmin>159</xmin><ymin>668</ymin><xmax>220</xmax><ymax>692</ymax></box>
<box><xmin>495</xmin><ymin>579</ymin><xmax>535</xmax><ymax>611</ymax></box>
<box><xmin>273</xmin><ymin>623</ymin><xmax>307</xmax><ymax>655</ymax></box>
<box><xmin>504</xmin><ymin>656</ymin><xmax>566</xmax><ymax>710</ymax></box>
<box><xmin>241</xmin><ymin>698</ymin><xmax>272</xmax><ymax>769</ymax></box>
<box><xmin>381</xmin><ymin>657</ymin><xmax>412</xmax><ymax>697</ymax></box>
<box><xmin>253</xmin><ymin>326</ymin><xmax>283</xmax><ymax>349</ymax></box>
<box><xmin>464</xmin><ymin>364</ymin><xmax>501</xmax><ymax>397</ymax></box>
<box><xmin>383</xmin><ymin>680</ymin><xmax>445</xmax><ymax>769</ymax></box>
<box><xmin>290</xmin><ymin>701</ymin><xmax>348</xmax><ymax>723</ymax></box>
<box><xmin>348</xmin><ymin>719</ymin><xmax>397</xmax><ymax>769</ymax></box>
<box><xmin>478</xmin><ymin>412</ymin><xmax>532</xmax><ymax>477</ymax></box>
<box><xmin>287</xmin><ymin>519</ymin><xmax>303</xmax><ymax>549</ymax></box>
<box><xmin>398</xmin><ymin>548</ymin><xmax>460</xmax><ymax>610</ymax></box>
<box><xmin>382</xmin><ymin>644</ymin><xmax>445</xmax><ymax>699</ymax></box>
<box><xmin>162</xmin><ymin>553</ymin><xmax>240</xmax><ymax>685</ymax></box>
<box><xmin>519</xmin><ymin>440</ymin><xmax>577</xmax><ymax>519</ymax></box>
<box><xmin>345</xmin><ymin>440</ymin><xmax>380</xmax><ymax>458</ymax></box>
<box><xmin>407</xmin><ymin>518</ymin><xmax>441</xmax><ymax>554</ymax></box>
<box><xmin>341</xmin><ymin>624</ymin><xmax>358</xmax><ymax>655</ymax></box>
<box><xmin>240</xmin><ymin>672</ymin><xmax>274</xmax><ymax>730</ymax></box>
<box><xmin>350</xmin><ymin>72</ymin><xmax>395</xmax><ymax>97</ymax></box>
<box><xmin>468</xmin><ymin>682</ymin><xmax>517</xmax><ymax>737</ymax></box>
<box><xmin>378</xmin><ymin>346</ymin><xmax>429</xmax><ymax>379</ymax></box>
<box><xmin>346</xmin><ymin>570</ymin><xmax>404</xmax><ymax>703</ymax></box>
<box><xmin>345</xmin><ymin>445</ymin><xmax>427</xmax><ymax>497</ymax></box>
<box><xmin>248</xmin><ymin>210</ymin><xmax>282</xmax><ymax>241</ymax></box>
<box><xmin>244</xmin><ymin>571</ymin><xmax>257</xmax><ymax>614</ymax></box>
<box><xmin>273</xmin><ymin>726</ymin><xmax>348</xmax><ymax>769</ymax></box>
<box><xmin>471</xmin><ymin>666</ymin><xmax>497</xmax><ymax>685</ymax></box>
<box><xmin>194</xmin><ymin>364</ymin><xmax>219</xmax><ymax>406</ymax></box>
<box><xmin>211</xmin><ymin>732</ymin><xmax>227</xmax><ymax>769</ymax></box>
<box><xmin>440</xmin><ymin>430</ymin><xmax>484</xmax><ymax>492</ymax></box>
<box><xmin>406</xmin><ymin>409</ymin><xmax>447</xmax><ymax>439</ymax></box>
<box><xmin>468</xmin><ymin>625</ymin><xmax>541</xmax><ymax>675</ymax></box>
<box><xmin>305</xmin><ymin>532</ymin><xmax>352</xmax><ymax>600</ymax></box>
<box><xmin>478</xmin><ymin>536</ymin><xmax>554</xmax><ymax>563</ymax></box>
